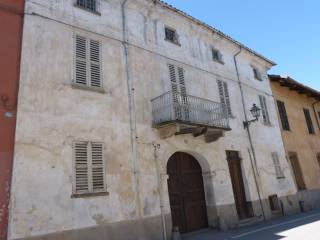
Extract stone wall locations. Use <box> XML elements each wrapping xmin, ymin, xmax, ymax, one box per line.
<box><xmin>8</xmin><ymin>0</ymin><xmax>298</xmax><ymax>239</ymax></box>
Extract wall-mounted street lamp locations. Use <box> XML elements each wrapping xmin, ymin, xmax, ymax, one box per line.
<box><xmin>243</xmin><ymin>104</ymin><xmax>261</xmax><ymax>128</ymax></box>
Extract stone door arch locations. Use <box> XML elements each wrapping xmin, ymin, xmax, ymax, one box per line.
<box><xmin>167</xmin><ymin>152</ymin><xmax>208</xmax><ymax>233</ymax></box>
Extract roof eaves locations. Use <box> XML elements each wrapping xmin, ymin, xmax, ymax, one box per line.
<box><xmin>156</xmin><ymin>0</ymin><xmax>276</xmax><ymax>66</ymax></box>
<box><xmin>269</xmin><ymin>74</ymin><xmax>320</xmax><ymax>100</ymax></box>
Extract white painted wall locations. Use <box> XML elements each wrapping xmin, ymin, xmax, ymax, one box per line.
<box><xmin>9</xmin><ymin>0</ymin><xmax>297</xmax><ymax>239</ymax></box>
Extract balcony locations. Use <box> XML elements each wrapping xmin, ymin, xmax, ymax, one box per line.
<box><xmin>151</xmin><ymin>92</ymin><xmax>231</xmax><ymax>142</ymax></box>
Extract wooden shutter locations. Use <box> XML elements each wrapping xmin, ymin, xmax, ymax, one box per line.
<box><xmin>74</xmin><ymin>141</ymin><xmax>89</xmax><ymax>194</ymax></box>
<box><xmin>217</xmin><ymin>80</ymin><xmax>226</xmax><ymax>108</ymax></box>
<box><xmin>271</xmin><ymin>152</ymin><xmax>284</xmax><ymax>179</ymax></box>
<box><xmin>303</xmin><ymin>108</ymin><xmax>315</xmax><ymax>134</ymax></box>
<box><xmin>169</xmin><ymin>64</ymin><xmax>178</xmax><ymax>94</ymax></box>
<box><xmin>75</xmin><ymin>35</ymin><xmax>87</xmax><ymax>85</ymax></box>
<box><xmin>177</xmin><ymin>67</ymin><xmax>187</xmax><ymax>96</ymax></box>
<box><xmin>223</xmin><ymin>81</ymin><xmax>232</xmax><ymax>116</ymax></box>
<box><xmin>277</xmin><ymin>100</ymin><xmax>290</xmax><ymax>131</ymax></box>
<box><xmin>91</xmin><ymin>142</ymin><xmax>106</xmax><ymax>192</ymax></box>
<box><xmin>217</xmin><ymin>80</ymin><xmax>232</xmax><ymax>116</ymax></box>
<box><xmin>169</xmin><ymin>64</ymin><xmax>188</xmax><ymax>120</ymax></box>
<box><xmin>289</xmin><ymin>152</ymin><xmax>306</xmax><ymax>190</ymax></box>
<box><xmin>75</xmin><ymin>35</ymin><xmax>102</xmax><ymax>88</ymax></box>
<box><xmin>74</xmin><ymin>141</ymin><xmax>106</xmax><ymax>195</ymax></box>
<box><xmin>259</xmin><ymin>95</ymin><xmax>270</xmax><ymax>124</ymax></box>
<box><xmin>89</xmin><ymin>39</ymin><xmax>101</xmax><ymax>88</ymax></box>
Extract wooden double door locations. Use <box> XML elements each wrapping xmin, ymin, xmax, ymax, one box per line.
<box><xmin>167</xmin><ymin>152</ymin><xmax>208</xmax><ymax>233</ymax></box>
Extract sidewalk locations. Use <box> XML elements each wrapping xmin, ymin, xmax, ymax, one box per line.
<box><xmin>182</xmin><ymin>209</ymin><xmax>320</xmax><ymax>240</ymax></box>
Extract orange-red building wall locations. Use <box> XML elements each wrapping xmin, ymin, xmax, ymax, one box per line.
<box><xmin>0</xmin><ymin>1</ymin><xmax>24</xmax><ymax>239</ymax></box>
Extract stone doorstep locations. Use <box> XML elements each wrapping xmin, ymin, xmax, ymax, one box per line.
<box><xmin>237</xmin><ymin>216</ymin><xmax>264</xmax><ymax>228</ymax></box>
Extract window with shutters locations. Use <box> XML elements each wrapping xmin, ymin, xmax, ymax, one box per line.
<box><xmin>252</xmin><ymin>67</ymin><xmax>262</xmax><ymax>81</ymax></box>
<box><xmin>288</xmin><ymin>152</ymin><xmax>306</xmax><ymax>191</ymax></box>
<box><xmin>74</xmin><ymin>35</ymin><xmax>102</xmax><ymax>90</ymax></box>
<box><xmin>276</xmin><ymin>100</ymin><xmax>290</xmax><ymax>131</ymax></box>
<box><xmin>168</xmin><ymin>64</ymin><xmax>189</xmax><ymax>120</ymax></box>
<box><xmin>165</xmin><ymin>27</ymin><xmax>180</xmax><ymax>45</ymax></box>
<box><xmin>73</xmin><ymin>141</ymin><xmax>107</xmax><ymax>197</ymax></box>
<box><xmin>75</xmin><ymin>0</ymin><xmax>100</xmax><ymax>14</ymax></box>
<box><xmin>217</xmin><ymin>80</ymin><xmax>233</xmax><ymax>117</ymax></box>
<box><xmin>271</xmin><ymin>152</ymin><xmax>285</xmax><ymax>179</ymax></box>
<box><xmin>212</xmin><ymin>48</ymin><xmax>224</xmax><ymax>64</ymax></box>
<box><xmin>303</xmin><ymin>108</ymin><xmax>315</xmax><ymax>134</ymax></box>
<box><xmin>259</xmin><ymin>95</ymin><xmax>271</xmax><ymax>125</ymax></box>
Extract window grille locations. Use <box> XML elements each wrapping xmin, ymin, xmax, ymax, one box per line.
<box><xmin>212</xmin><ymin>48</ymin><xmax>224</xmax><ymax>64</ymax></box>
<box><xmin>165</xmin><ymin>27</ymin><xmax>179</xmax><ymax>45</ymax></box>
<box><xmin>76</xmin><ymin>0</ymin><xmax>99</xmax><ymax>13</ymax></box>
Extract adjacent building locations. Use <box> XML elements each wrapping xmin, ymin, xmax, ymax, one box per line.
<box><xmin>270</xmin><ymin>75</ymin><xmax>320</xmax><ymax>211</ymax></box>
<box><xmin>0</xmin><ymin>1</ymin><xmax>25</xmax><ymax>240</ymax></box>
<box><xmin>7</xmin><ymin>0</ymin><xmax>301</xmax><ymax>239</ymax></box>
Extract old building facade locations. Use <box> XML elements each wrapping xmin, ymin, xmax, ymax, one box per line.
<box><xmin>0</xmin><ymin>1</ymin><xmax>25</xmax><ymax>239</ymax></box>
<box><xmin>270</xmin><ymin>75</ymin><xmax>320</xmax><ymax>211</ymax></box>
<box><xmin>8</xmin><ymin>0</ymin><xmax>300</xmax><ymax>239</ymax></box>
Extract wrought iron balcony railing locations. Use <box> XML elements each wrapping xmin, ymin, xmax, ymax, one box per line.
<box><xmin>151</xmin><ymin>91</ymin><xmax>230</xmax><ymax>130</ymax></box>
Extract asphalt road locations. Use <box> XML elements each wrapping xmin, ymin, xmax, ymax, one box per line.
<box><xmin>182</xmin><ymin>210</ymin><xmax>320</xmax><ymax>240</ymax></box>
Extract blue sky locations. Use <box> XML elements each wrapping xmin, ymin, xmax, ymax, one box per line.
<box><xmin>164</xmin><ymin>0</ymin><xmax>320</xmax><ymax>90</ymax></box>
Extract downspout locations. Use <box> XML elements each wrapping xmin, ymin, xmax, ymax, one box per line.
<box><xmin>233</xmin><ymin>47</ymin><xmax>266</xmax><ymax>221</ymax></box>
<box><xmin>153</xmin><ymin>143</ymin><xmax>167</xmax><ymax>240</ymax></box>
<box><xmin>121</xmin><ymin>0</ymin><xmax>142</xmax><ymax>218</ymax></box>
<box><xmin>312</xmin><ymin>101</ymin><xmax>320</xmax><ymax>130</ymax></box>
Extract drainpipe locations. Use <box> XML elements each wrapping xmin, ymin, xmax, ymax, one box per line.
<box><xmin>121</xmin><ymin>0</ymin><xmax>142</xmax><ymax>218</ymax></box>
<box><xmin>312</xmin><ymin>101</ymin><xmax>320</xmax><ymax>130</ymax></box>
<box><xmin>153</xmin><ymin>143</ymin><xmax>167</xmax><ymax>240</ymax></box>
<box><xmin>233</xmin><ymin>47</ymin><xmax>266</xmax><ymax>221</ymax></box>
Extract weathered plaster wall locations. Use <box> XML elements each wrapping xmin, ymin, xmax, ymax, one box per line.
<box><xmin>9</xmin><ymin>0</ymin><xmax>297</xmax><ymax>239</ymax></box>
<box><xmin>0</xmin><ymin>1</ymin><xmax>24</xmax><ymax>239</ymax></box>
<box><xmin>271</xmin><ymin>82</ymin><xmax>320</xmax><ymax>191</ymax></box>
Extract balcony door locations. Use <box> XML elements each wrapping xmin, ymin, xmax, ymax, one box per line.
<box><xmin>168</xmin><ymin>64</ymin><xmax>189</xmax><ymax>121</ymax></box>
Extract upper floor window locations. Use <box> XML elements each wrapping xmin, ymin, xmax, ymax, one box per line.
<box><xmin>252</xmin><ymin>67</ymin><xmax>262</xmax><ymax>81</ymax></box>
<box><xmin>212</xmin><ymin>48</ymin><xmax>224</xmax><ymax>64</ymax></box>
<box><xmin>76</xmin><ymin>0</ymin><xmax>99</xmax><ymax>14</ymax></box>
<box><xmin>217</xmin><ymin>80</ymin><xmax>232</xmax><ymax>117</ymax></box>
<box><xmin>277</xmin><ymin>100</ymin><xmax>290</xmax><ymax>131</ymax></box>
<box><xmin>303</xmin><ymin>108</ymin><xmax>315</xmax><ymax>134</ymax></box>
<box><xmin>73</xmin><ymin>141</ymin><xmax>107</xmax><ymax>197</ymax></box>
<box><xmin>165</xmin><ymin>27</ymin><xmax>180</xmax><ymax>45</ymax></box>
<box><xmin>259</xmin><ymin>95</ymin><xmax>271</xmax><ymax>125</ymax></box>
<box><xmin>74</xmin><ymin>34</ymin><xmax>102</xmax><ymax>90</ymax></box>
<box><xmin>271</xmin><ymin>152</ymin><xmax>285</xmax><ymax>179</ymax></box>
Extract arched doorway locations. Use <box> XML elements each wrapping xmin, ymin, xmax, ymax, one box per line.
<box><xmin>167</xmin><ymin>152</ymin><xmax>208</xmax><ymax>233</ymax></box>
